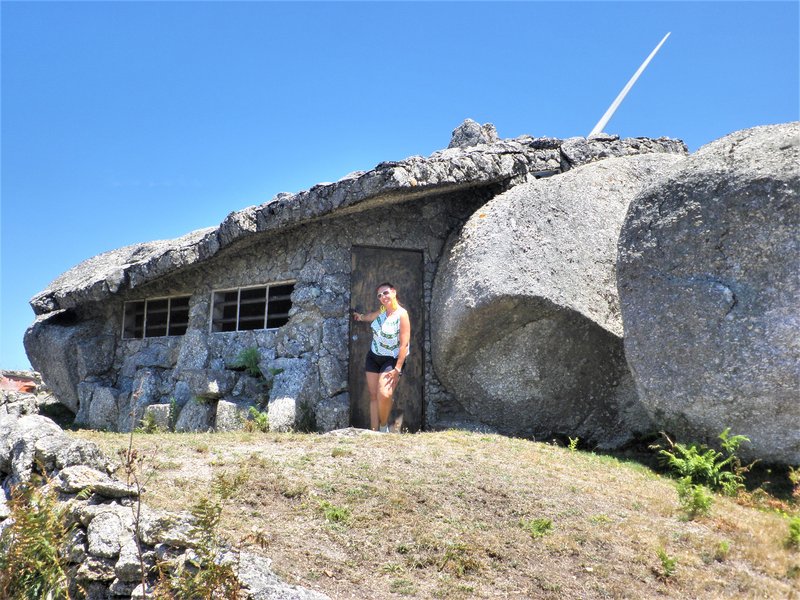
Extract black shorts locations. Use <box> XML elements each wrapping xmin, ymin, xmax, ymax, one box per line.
<box><xmin>365</xmin><ymin>350</ymin><xmax>397</xmax><ymax>374</ymax></box>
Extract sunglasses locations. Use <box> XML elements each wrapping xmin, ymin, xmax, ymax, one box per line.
<box><xmin>377</xmin><ymin>290</ymin><xmax>392</xmax><ymax>298</ymax></box>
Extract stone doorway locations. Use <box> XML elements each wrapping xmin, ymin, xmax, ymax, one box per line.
<box><xmin>348</xmin><ymin>246</ymin><xmax>424</xmax><ymax>432</ymax></box>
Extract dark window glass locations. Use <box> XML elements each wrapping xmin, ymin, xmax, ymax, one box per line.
<box><xmin>123</xmin><ymin>301</ymin><xmax>145</xmax><ymax>338</ymax></box>
<box><xmin>211</xmin><ymin>283</ymin><xmax>295</xmax><ymax>332</ymax></box>
<box><xmin>212</xmin><ymin>290</ymin><xmax>239</xmax><ymax>332</ymax></box>
<box><xmin>145</xmin><ymin>299</ymin><xmax>169</xmax><ymax>337</ymax></box>
<box><xmin>238</xmin><ymin>287</ymin><xmax>267</xmax><ymax>330</ymax></box>
<box><xmin>267</xmin><ymin>283</ymin><xmax>295</xmax><ymax>328</ymax></box>
<box><xmin>123</xmin><ymin>295</ymin><xmax>191</xmax><ymax>339</ymax></box>
<box><xmin>168</xmin><ymin>296</ymin><xmax>191</xmax><ymax>336</ymax></box>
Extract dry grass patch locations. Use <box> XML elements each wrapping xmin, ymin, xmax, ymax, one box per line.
<box><xmin>72</xmin><ymin>429</ymin><xmax>799</xmax><ymax>599</ymax></box>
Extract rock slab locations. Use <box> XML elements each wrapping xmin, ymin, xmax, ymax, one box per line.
<box><xmin>431</xmin><ymin>153</ymin><xmax>684</xmax><ymax>445</ymax></box>
<box><xmin>617</xmin><ymin>122</ymin><xmax>800</xmax><ymax>465</ymax></box>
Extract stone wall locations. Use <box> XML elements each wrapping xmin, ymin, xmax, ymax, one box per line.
<box><xmin>64</xmin><ymin>187</ymin><xmax>498</xmax><ymax>433</ymax></box>
<box><xmin>0</xmin><ymin>412</ymin><xmax>329</xmax><ymax>599</ymax></box>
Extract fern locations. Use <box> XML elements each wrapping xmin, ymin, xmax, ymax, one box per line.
<box><xmin>229</xmin><ymin>347</ymin><xmax>263</xmax><ymax>378</ymax></box>
<box><xmin>0</xmin><ymin>484</ymin><xmax>77</xmax><ymax>600</ymax></box>
<box><xmin>247</xmin><ymin>406</ymin><xmax>269</xmax><ymax>432</ymax></box>
<box><xmin>155</xmin><ymin>469</ymin><xmax>249</xmax><ymax>598</ymax></box>
<box><xmin>656</xmin><ymin>429</ymin><xmax>750</xmax><ymax>495</ymax></box>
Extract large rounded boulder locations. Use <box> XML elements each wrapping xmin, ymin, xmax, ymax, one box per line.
<box><xmin>617</xmin><ymin>123</ymin><xmax>799</xmax><ymax>465</ymax></box>
<box><xmin>431</xmin><ymin>153</ymin><xmax>683</xmax><ymax>446</ymax></box>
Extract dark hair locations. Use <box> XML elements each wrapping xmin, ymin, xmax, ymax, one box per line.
<box><xmin>375</xmin><ymin>282</ymin><xmax>395</xmax><ymax>294</ymax></box>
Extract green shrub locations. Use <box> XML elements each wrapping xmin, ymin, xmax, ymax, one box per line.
<box><xmin>656</xmin><ymin>547</ymin><xmax>677</xmax><ymax>581</ymax></box>
<box><xmin>168</xmin><ymin>397</ymin><xmax>178</xmax><ymax>430</ymax></box>
<box><xmin>318</xmin><ymin>500</ymin><xmax>351</xmax><ymax>525</ymax></box>
<box><xmin>155</xmin><ymin>470</ymin><xmax>249</xmax><ymax>598</ymax></box>
<box><xmin>247</xmin><ymin>406</ymin><xmax>269</xmax><ymax>432</ymax></box>
<box><xmin>789</xmin><ymin>466</ymin><xmax>800</xmax><ymax>502</ymax></box>
<box><xmin>229</xmin><ymin>347</ymin><xmax>263</xmax><ymax>378</ymax></box>
<box><xmin>787</xmin><ymin>516</ymin><xmax>800</xmax><ymax>549</ymax></box>
<box><xmin>520</xmin><ymin>518</ymin><xmax>553</xmax><ymax>539</ymax></box>
<box><xmin>714</xmin><ymin>540</ymin><xmax>731</xmax><ymax>562</ymax></box>
<box><xmin>656</xmin><ymin>428</ymin><xmax>750</xmax><ymax>495</ymax></box>
<box><xmin>0</xmin><ymin>484</ymin><xmax>76</xmax><ymax>600</ymax></box>
<box><xmin>136</xmin><ymin>410</ymin><xmax>164</xmax><ymax>434</ymax></box>
<box><xmin>676</xmin><ymin>477</ymin><xmax>713</xmax><ymax>519</ymax></box>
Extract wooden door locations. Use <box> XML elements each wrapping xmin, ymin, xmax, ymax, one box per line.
<box><xmin>349</xmin><ymin>246</ymin><xmax>424</xmax><ymax>432</ymax></box>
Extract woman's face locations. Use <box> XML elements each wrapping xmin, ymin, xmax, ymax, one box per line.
<box><xmin>376</xmin><ymin>285</ymin><xmax>396</xmax><ymax>308</ymax></box>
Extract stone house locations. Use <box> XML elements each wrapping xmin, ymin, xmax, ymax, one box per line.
<box><xmin>25</xmin><ymin>121</ymin><xmax>686</xmax><ymax>435</ymax></box>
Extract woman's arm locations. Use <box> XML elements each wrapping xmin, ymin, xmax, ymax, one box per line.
<box><xmin>393</xmin><ymin>310</ymin><xmax>411</xmax><ymax>374</ymax></box>
<box><xmin>353</xmin><ymin>308</ymin><xmax>381</xmax><ymax>323</ymax></box>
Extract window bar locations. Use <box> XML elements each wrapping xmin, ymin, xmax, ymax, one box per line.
<box><xmin>143</xmin><ymin>299</ymin><xmax>148</xmax><ymax>339</ymax></box>
<box><xmin>264</xmin><ymin>286</ymin><xmax>269</xmax><ymax>329</ymax></box>
<box><xmin>165</xmin><ymin>298</ymin><xmax>171</xmax><ymax>336</ymax></box>
<box><xmin>236</xmin><ymin>288</ymin><xmax>242</xmax><ymax>332</ymax></box>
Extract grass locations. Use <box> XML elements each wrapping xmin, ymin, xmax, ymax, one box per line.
<box><xmin>70</xmin><ymin>428</ymin><xmax>800</xmax><ymax>599</ymax></box>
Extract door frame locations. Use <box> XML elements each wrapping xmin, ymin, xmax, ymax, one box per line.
<box><xmin>348</xmin><ymin>244</ymin><xmax>426</xmax><ymax>432</ymax></box>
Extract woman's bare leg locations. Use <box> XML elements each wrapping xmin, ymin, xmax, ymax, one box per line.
<box><xmin>377</xmin><ymin>371</ymin><xmax>398</xmax><ymax>430</ymax></box>
<box><xmin>366</xmin><ymin>371</ymin><xmax>380</xmax><ymax>430</ymax></box>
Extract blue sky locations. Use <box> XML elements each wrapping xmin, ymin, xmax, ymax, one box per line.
<box><xmin>1</xmin><ymin>1</ymin><xmax>798</xmax><ymax>370</ymax></box>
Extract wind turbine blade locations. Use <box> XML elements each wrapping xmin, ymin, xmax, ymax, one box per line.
<box><xmin>589</xmin><ymin>32</ymin><xmax>671</xmax><ymax>137</ymax></box>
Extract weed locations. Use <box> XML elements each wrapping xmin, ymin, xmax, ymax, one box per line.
<box><xmin>278</xmin><ymin>478</ymin><xmax>307</xmax><ymax>499</ymax></box>
<box><xmin>0</xmin><ymin>483</ymin><xmax>77</xmax><ymax>600</ymax></box>
<box><xmin>193</xmin><ymin>441</ymin><xmax>210</xmax><ymax>454</ymax></box>
<box><xmin>380</xmin><ymin>562</ymin><xmax>406</xmax><ymax>574</ymax></box>
<box><xmin>390</xmin><ymin>578</ymin><xmax>417</xmax><ymax>595</ymax></box>
<box><xmin>590</xmin><ymin>514</ymin><xmax>612</xmax><ymax>525</ymax></box>
<box><xmin>318</xmin><ymin>500</ymin><xmax>351</xmax><ymax>525</ymax></box>
<box><xmin>520</xmin><ymin>518</ymin><xmax>553</xmax><ymax>539</ymax></box>
<box><xmin>714</xmin><ymin>540</ymin><xmax>731</xmax><ymax>562</ymax></box>
<box><xmin>787</xmin><ymin>516</ymin><xmax>800</xmax><ymax>549</ymax></box>
<box><xmin>331</xmin><ymin>447</ymin><xmax>352</xmax><ymax>458</ymax></box>
<box><xmin>789</xmin><ymin>466</ymin><xmax>800</xmax><ymax>502</ymax></box>
<box><xmin>155</xmin><ymin>498</ymin><xmax>241</xmax><ymax>598</ymax></box>
<box><xmin>212</xmin><ymin>468</ymin><xmax>250</xmax><ymax>501</ymax></box>
<box><xmin>676</xmin><ymin>476</ymin><xmax>714</xmax><ymax>519</ymax></box>
<box><xmin>168</xmin><ymin>397</ymin><xmax>178</xmax><ymax>430</ymax></box>
<box><xmin>655</xmin><ymin>428</ymin><xmax>751</xmax><ymax>495</ymax></box>
<box><xmin>438</xmin><ymin>541</ymin><xmax>481</xmax><ymax>576</ymax></box>
<box><xmin>246</xmin><ymin>406</ymin><xmax>269</xmax><ymax>433</ymax></box>
<box><xmin>154</xmin><ymin>469</ymin><xmax>249</xmax><ymax>598</ymax></box>
<box><xmin>655</xmin><ymin>546</ymin><xmax>677</xmax><ymax>581</ymax></box>
<box><xmin>136</xmin><ymin>410</ymin><xmax>164</xmax><ymax>434</ymax></box>
<box><xmin>228</xmin><ymin>346</ymin><xmax>263</xmax><ymax>378</ymax></box>
<box><xmin>568</xmin><ymin>436</ymin><xmax>579</xmax><ymax>452</ymax></box>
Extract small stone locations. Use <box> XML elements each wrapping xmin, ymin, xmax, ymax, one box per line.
<box><xmin>109</xmin><ymin>578</ymin><xmax>138</xmax><ymax>596</ymax></box>
<box><xmin>57</xmin><ymin>465</ymin><xmax>137</xmax><ymax>498</ymax></box>
<box><xmin>174</xmin><ymin>397</ymin><xmax>213</xmax><ymax>433</ymax></box>
<box><xmin>315</xmin><ymin>393</ymin><xmax>349</xmax><ymax>433</ymax></box>
<box><xmin>76</xmin><ymin>555</ymin><xmax>117</xmax><ymax>582</ymax></box>
<box><xmin>143</xmin><ymin>403</ymin><xmax>172</xmax><ymax>431</ymax></box>
<box><xmin>61</xmin><ymin>528</ymin><xmax>88</xmax><ymax>564</ymax></box>
<box><xmin>87</xmin><ymin>509</ymin><xmax>132</xmax><ymax>558</ymax></box>
<box><xmin>448</xmin><ymin>118</ymin><xmax>499</xmax><ymax>149</ymax></box>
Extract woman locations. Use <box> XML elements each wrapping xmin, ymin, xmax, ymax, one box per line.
<box><xmin>352</xmin><ymin>282</ymin><xmax>411</xmax><ymax>432</ymax></box>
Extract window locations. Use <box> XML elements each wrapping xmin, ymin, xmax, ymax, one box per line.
<box><xmin>211</xmin><ymin>282</ymin><xmax>295</xmax><ymax>332</ymax></box>
<box><xmin>122</xmin><ymin>295</ymin><xmax>190</xmax><ymax>339</ymax></box>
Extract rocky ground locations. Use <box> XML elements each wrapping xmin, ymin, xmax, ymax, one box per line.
<box><xmin>74</xmin><ymin>427</ymin><xmax>799</xmax><ymax>599</ymax></box>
